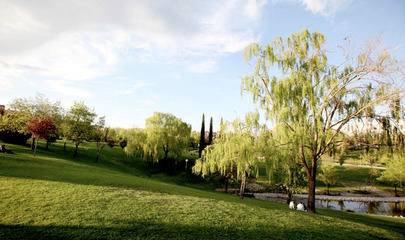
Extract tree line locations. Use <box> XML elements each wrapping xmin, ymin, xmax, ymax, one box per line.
<box><xmin>194</xmin><ymin>29</ymin><xmax>405</xmax><ymax>213</ymax></box>
<box><xmin>1</xmin><ymin>29</ymin><xmax>404</xmax><ymax>214</ymax></box>
<box><xmin>0</xmin><ymin>95</ymin><xmax>126</xmax><ymax>160</ymax></box>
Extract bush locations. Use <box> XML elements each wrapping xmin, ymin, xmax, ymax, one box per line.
<box><xmin>0</xmin><ymin>131</ymin><xmax>31</xmax><ymax>145</ymax></box>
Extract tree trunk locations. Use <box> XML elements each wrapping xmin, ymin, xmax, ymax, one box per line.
<box><xmin>31</xmin><ymin>137</ymin><xmax>36</xmax><ymax>151</ymax></box>
<box><xmin>46</xmin><ymin>140</ymin><xmax>49</xmax><ymax>150</ymax></box>
<box><xmin>327</xmin><ymin>183</ymin><xmax>330</xmax><ymax>195</ymax></box>
<box><xmin>286</xmin><ymin>188</ymin><xmax>292</xmax><ymax>204</ymax></box>
<box><xmin>307</xmin><ymin>170</ymin><xmax>317</xmax><ymax>213</ymax></box>
<box><xmin>63</xmin><ymin>140</ymin><xmax>66</xmax><ymax>151</ymax></box>
<box><xmin>73</xmin><ymin>143</ymin><xmax>79</xmax><ymax>158</ymax></box>
<box><xmin>394</xmin><ymin>184</ymin><xmax>398</xmax><ymax>197</ymax></box>
<box><xmin>33</xmin><ymin>140</ymin><xmax>38</xmax><ymax>156</ymax></box>
<box><xmin>95</xmin><ymin>153</ymin><xmax>99</xmax><ymax>163</ymax></box>
<box><xmin>239</xmin><ymin>173</ymin><xmax>246</xmax><ymax>200</ymax></box>
<box><xmin>224</xmin><ymin>178</ymin><xmax>228</xmax><ymax>193</ymax></box>
<box><xmin>306</xmin><ymin>154</ymin><xmax>318</xmax><ymax>213</ymax></box>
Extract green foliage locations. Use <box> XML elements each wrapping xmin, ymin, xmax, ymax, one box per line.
<box><xmin>144</xmin><ymin>112</ymin><xmax>191</xmax><ymax>162</ymax></box>
<box><xmin>122</xmin><ymin>128</ymin><xmax>147</xmax><ymax>159</ymax></box>
<box><xmin>0</xmin><ymin>141</ymin><xmax>405</xmax><ymax>239</ymax></box>
<box><xmin>319</xmin><ymin>165</ymin><xmax>337</xmax><ymax>194</ymax></box>
<box><xmin>66</xmin><ymin>102</ymin><xmax>97</xmax><ymax>157</ymax></box>
<box><xmin>9</xmin><ymin>93</ymin><xmax>63</xmax><ymax>129</ymax></box>
<box><xmin>378</xmin><ymin>153</ymin><xmax>405</xmax><ymax>187</ymax></box>
<box><xmin>193</xmin><ymin>113</ymin><xmax>264</xmax><ymax>198</ymax></box>
<box><xmin>0</xmin><ymin>110</ymin><xmax>31</xmax><ymax>144</ymax></box>
<box><xmin>0</xmin><ymin>110</ymin><xmax>31</xmax><ymax>134</ymax></box>
<box><xmin>241</xmin><ymin>29</ymin><xmax>403</xmax><ymax>212</ymax></box>
<box><xmin>259</xmin><ymin>125</ymin><xmax>307</xmax><ymax>195</ymax></box>
<box><xmin>92</xmin><ymin>116</ymin><xmax>109</xmax><ymax>162</ymax></box>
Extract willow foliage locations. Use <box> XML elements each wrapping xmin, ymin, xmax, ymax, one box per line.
<box><xmin>144</xmin><ymin>112</ymin><xmax>191</xmax><ymax>162</ymax></box>
<box><xmin>193</xmin><ymin>113</ymin><xmax>266</xmax><ymax>198</ymax></box>
<box><xmin>241</xmin><ymin>29</ymin><xmax>403</xmax><ymax>212</ymax></box>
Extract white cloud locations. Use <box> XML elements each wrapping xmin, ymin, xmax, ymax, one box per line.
<box><xmin>244</xmin><ymin>0</ymin><xmax>268</xmax><ymax>19</ymax></box>
<box><xmin>188</xmin><ymin>60</ymin><xmax>217</xmax><ymax>73</ymax></box>
<box><xmin>0</xmin><ymin>78</ymin><xmax>14</xmax><ymax>91</ymax></box>
<box><xmin>0</xmin><ymin>0</ymin><xmax>268</xmax><ymax>95</ymax></box>
<box><xmin>122</xmin><ymin>82</ymin><xmax>153</xmax><ymax>95</ymax></box>
<box><xmin>300</xmin><ymin>0</ymin><xmax>352</xmax><ymax>16</ymax></box>
<box><xmin>43</xmin><ymin>80</ymin><xmax>92</xmax><ymax>99</ymax></box>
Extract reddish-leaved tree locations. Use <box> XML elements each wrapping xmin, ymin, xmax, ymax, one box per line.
<box><xmin>27</xmin><ymin>117</ymin><xmax>57</xmax><ymax>156</ymax></box>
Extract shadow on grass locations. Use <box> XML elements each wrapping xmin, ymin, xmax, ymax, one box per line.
<box><xmin>317</xmin><ymin>208</ymin><xmax>405</xmax><ymax>236</ymax></box>
<box><xmin>0</xmin><ymin>219</ymin><xmax>398</xmax><ymax>240</ymax></box>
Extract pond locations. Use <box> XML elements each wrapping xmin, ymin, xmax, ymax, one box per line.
<box><xmin>315</xmin><ymin>200</ymin><xmax>405</xmax><ymax>217</ymax></box>
<box><xmin>257</xmin><ymin>195</ymin><xmax>405</xmax><ymax>217</ymax></box>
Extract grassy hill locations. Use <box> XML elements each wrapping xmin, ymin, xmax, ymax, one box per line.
<box><xmin>0</xmin><ymin>140</ymin><xmax>405</xmax><ymax>239</ymax></box>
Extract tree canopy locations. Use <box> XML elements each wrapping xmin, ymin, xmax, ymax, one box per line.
<box><xmin>242</xmin><ymin>29</ymin><xmax>404</xmax><ymax>212</ymax></box>
<box><xmin>66</xmin><ymin>102</ymin><xmax>97</xmax><ymax>158</ymax></box>
<box><xmin>193</xmin><ymin>112</ymin><xmax>264</xmax><ymax>199</ymax></box>
<box><xmin>144</xmin><ymin>112</ymin><xmax>191</xmax><ymax>163</ymax></box>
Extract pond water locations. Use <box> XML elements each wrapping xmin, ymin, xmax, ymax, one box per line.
<box><xmin>261</xmin><ymin>196</ymin><xmax>405</xmax><ymax>217</ymax></box>
<box><xmin>315</xmin><ymin>200</ymin><xmax>405</xmax><ymax>217</ymax></box>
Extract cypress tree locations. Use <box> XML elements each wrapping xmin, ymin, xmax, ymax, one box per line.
<box><xmin>208</xmin><ymin>117</ymin><xmax>213</xmax><ymax>145</ymax></box>
<box><xmin>199</xmin><ymin>113</ymin><xmax>205</xmax><ymax>158</ymax></box>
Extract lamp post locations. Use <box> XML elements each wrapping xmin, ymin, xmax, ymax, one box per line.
<box><xmin>185</xmin><ymin>159</ymin><xmax>188</xmax><ymax>170</ymax></box>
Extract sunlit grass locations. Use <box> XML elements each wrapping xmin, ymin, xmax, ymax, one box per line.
<box><xmin>0</xmin><ymin>140</ymin><xmax>404</xmax><ymax>239</ymax></box>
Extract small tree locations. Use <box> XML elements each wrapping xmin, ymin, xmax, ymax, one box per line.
<box><xmin>9</xmin><ymin>94</ymin><xmax>62</xmax><ymax>150</ymax></box>
<box><xmin>123</xmin><ymin>128</ymin><xmax>147</xmax><ymax>160</ymax></box>
<box><xmin>93</xmin><ymin>116</ymin><xmax>109</xmax><ymax>162</ymax></box>
<box><xmin>193</xmin><ymin>113</ymin><xmax>263</xmax><ymax>199</ymax></box>
<box><xmin>66</xmin><ymin>102</ymin><xmax>96</xmax><ymax>158</ymax></box>
<box><xmin>144</xmin><ymin>112</ymin><xmax>191</xmax><ymax>164</ymax></box>
<box><xmin>26</xmin><ymin>117</ymin><xmax>57</xmax><ymax>156</ymax></box>
<box><xmin>199</xmin><ymin>113</ymin><xmax>206</xmax><ymax>157</ymax></box>
<box><xmin>378</xmin><ymin>153</ymin><xmax>405</xmax><ymax>197</ymax></box>
<box><xmin>59</xmin><ymin>116</ymin><xmax>70</xmax><ymax>151</ymax></box>
<box><xmin>319</xmin><ymin>165</ymin><xmax>337</xmax><ymax>195</ymax></box>
<box><xmin>0</xmin><ymin>110</ymin><xmax>31</xmax><ymax>144</ymax></box>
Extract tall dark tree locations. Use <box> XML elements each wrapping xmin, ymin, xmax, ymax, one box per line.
<box><xmin>199</xmin><ymin>113</ymin><xmax>205</xmax><ymax>158</ymax></box>
<box><xmin>208</xmin><ymin>117</ymin><xmax>213</xmax><ymax>145</ymax></box>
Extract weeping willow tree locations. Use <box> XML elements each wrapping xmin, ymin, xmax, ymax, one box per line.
<box><xmin>122</xmin><ymin>128</ymin><xmax>147</xmax><ymax>160</ymax></box>
<box><xmin>258</xmin><ymin>125</ymin><xmax>307</xmax><ymax>203</ymax></box>
<box><xmin>193</xmin><ymin>113</ymin><xmax>263</xmax><ymax>199</ymax></box>
<box><xmin>242</xmin><ymin>29</ymin><xmax>404</xmax><ymax>213</ymax></box>
<box><xmin>144</xmin><ymin>112</ymin><xmax>191</xmax><ymax>164</ymax></box>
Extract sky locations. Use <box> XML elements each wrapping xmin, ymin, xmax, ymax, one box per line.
<box><xmin>1</xmin><ymin>0</ymin><xmax>404</xmax><ymax>131</ymax></box>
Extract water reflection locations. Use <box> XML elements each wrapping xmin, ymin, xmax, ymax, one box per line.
<box><xmin>315</xmin><ymin>200</ymin><xmax>405</xmax><ymax>217</ymax></box>
<box><xmin>257</xmin><ymin>196</ymin><xmax>405</xmax><ymax>217</ymax></box>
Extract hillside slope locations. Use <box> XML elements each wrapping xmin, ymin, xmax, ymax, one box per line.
<box><xmin>0</xmin><ymin>141</ymin><xmax>404</xmax><ymax>239</ymax></box>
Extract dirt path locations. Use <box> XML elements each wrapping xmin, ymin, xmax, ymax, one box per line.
<box><xmin>331</xmin><ymin>162</ymin><xmax>386</xmax><ymax>169</ymax></box>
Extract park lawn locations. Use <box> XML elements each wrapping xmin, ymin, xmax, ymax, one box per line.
<box><xmin>0</xmin><ymin>141</ymin><xmax>405</xmax><ymax>239</ymax></box>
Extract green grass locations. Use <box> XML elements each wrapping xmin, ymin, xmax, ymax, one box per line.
<box><xmin>1</xmin><ymin>140</ymin><xmax>405</xmax><ymax>239</ymax></box>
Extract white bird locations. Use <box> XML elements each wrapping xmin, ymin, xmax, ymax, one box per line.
<box><xmin>297</xmin><ymin>202</ymin><xmax>307</xmax><ymax>211</ymax></box>
<box><xmin>289</xmin><ymin>201</ymin><xmax>295</xmax><ymax>210</ymax></box>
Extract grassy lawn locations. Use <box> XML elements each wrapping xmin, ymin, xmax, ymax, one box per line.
<box><xmin>0</xmin><ymin>140</ymin><xmax>405</xmax><ymax>239</ymax></box>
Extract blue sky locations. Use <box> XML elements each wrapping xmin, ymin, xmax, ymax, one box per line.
<box><xmin>1</xmin><ymin>0</ymin><xmax>404</xmax><ymax>130</ymax></box>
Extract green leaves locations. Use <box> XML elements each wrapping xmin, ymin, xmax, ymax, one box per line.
<box><xmin>66</xmin><ymin>102</ymin><xmax>97</xmax><ymax>143</ymax></box>
<box><xmin>144</xmin><ymin>112</ymin><xmax>191</xmax><ymax>162</ymax></box>
<box><xmin>193</xmin><ymin>113</ymin><xmax>262</xmax><ymax>181</ymax></box>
